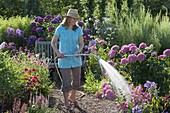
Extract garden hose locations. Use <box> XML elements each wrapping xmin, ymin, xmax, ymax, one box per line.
<box><xmin>54</xmin><ymin>56</ymin><xmax>63</xmax><ymax>82</ymax></box>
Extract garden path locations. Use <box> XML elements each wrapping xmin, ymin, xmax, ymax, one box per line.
<box><xmin>49</xmin><ymin>82</ymin><xmax>118</xmax><ymax>113</ymax></box>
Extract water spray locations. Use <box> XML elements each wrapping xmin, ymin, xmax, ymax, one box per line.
<box><xmin>54</xmin><ymin>54</ymin><xmax>131</xmax><ymax>102</ymax></box>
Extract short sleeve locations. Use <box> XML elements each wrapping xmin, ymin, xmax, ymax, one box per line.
<box><xmin>54</xmin><ymin>26</ymin><xmax>60</xmax><ymax>37</ymax></box>
<box><xmin>78</xmin><ymin>27</ymin><xmax>83</xmax><ymax>37</ymax></box>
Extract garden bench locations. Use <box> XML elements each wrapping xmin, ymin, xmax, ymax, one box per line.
<box><xmin>35</xmin><ymin>40</ymin><xmax>55</xmax><ymax>68</ymax></box>
<box><xmin>35</xmin><ymin>40</ymin><xmax>60</xmax><ymax>82</ymax></box>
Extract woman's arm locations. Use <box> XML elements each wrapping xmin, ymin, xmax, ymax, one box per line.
<box><xmin>51</xmin><ymin>34</ymin><xmax>64</xmax><ymax>58</ymax></box>
<box><xmin>77</xmin><ymin>36</ymin><xmax>84</xmax><ymax>54</ymax></box>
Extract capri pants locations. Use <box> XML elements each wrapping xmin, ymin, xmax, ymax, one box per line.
<box><xmin>60</xmin><ymin>66</ymin><xmax>81</xmax><ymax>93</ymax></box>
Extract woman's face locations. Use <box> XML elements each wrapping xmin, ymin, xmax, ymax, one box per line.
<box><xmin>69</xmin><ymin>17</ymin><xmax>78</xmax><ymax>26</ymax></box>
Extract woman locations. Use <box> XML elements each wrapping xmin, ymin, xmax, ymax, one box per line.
<box><xmin>51</xmin><ymin>9</ymin><xmax>84</xmax><ymax>110</ymax></box>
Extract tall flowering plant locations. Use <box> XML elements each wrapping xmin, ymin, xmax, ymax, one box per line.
<box><xmin>6</xmin><ymin>27</ymin><xmax>27</xmax><ymax>49</ymax></box>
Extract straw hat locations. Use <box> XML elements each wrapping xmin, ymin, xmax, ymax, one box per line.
<box><xmin>66</xmin><ymin>9</ymin><xmax>79</xmax><ymax>18</ymax></box>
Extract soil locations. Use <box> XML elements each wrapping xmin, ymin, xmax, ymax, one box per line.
<box><xmin>48</xmin><ymin>81</ymin><xmax>118</xmax><ymax>113</ymax></box>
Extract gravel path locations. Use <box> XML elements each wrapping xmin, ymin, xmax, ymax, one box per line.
<box><xmin>49</xmin><ymin>83</ymin><xmax>118</xmax><ymax>113</ymax></box>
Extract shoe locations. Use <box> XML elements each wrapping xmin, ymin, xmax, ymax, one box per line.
<box><xmin>64</xmin><ymin>104</ymin><xmax>73</xmax><ymax>111</ymax></box>
<box><xmin>68</xmin><ymin>98</ymin><xmax>79</xmax><ymax>107</ymax></box>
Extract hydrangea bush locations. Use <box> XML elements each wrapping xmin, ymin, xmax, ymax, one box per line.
<box><xmin>112</xmin><ymin>42</ymin><xmax>170</xmax><ymax>96</ymax></box>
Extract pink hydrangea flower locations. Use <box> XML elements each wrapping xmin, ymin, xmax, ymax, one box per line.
<box><xmin>127</xmin><ymin>54</ymin><xmax>137</xmax><ymax>63</ymax></box>
<box><xmin>163</xmin><ymin>49</ymin><xmax>170</xmax><ymax>56</ymax></box>
<box><xmin>108</xmin><ymin>49</ymin><xmax>116</xmax><ymax>58</ymax></box>
<box><xmin>101</xmin><ymin>82</ymin><xmax>108</xmax><ymax>89</ymax></box>
<box><xmin>137</xmin><ymin>53</ymin><xmax>146</xmax><ymax>61</ymax></box>
<box><xmin>111</xmin><ymin>45</ymin><xmax>120</xmax><ymax>51</ymax></box>
<box><xmin>139</xmin><ymin>42</ymin><xmax>147</xmax><ymax>49</ymax></box>
<box><xmin>120</xmin><ymin>58</ymin><xmax>128</xmax><ymax>64</ymax></box>
<box><xmin>151</xmin><ymin>52</ymin><xmax>157</xmax><ymax>57</ymax></box>
<box><xmin>129</xmin><ymin>46</ymin><xmax>137</xmax><ymax>53</ymax></box>
<box><xmin>118</xmin><ymin>49</ymin><xmax>123</xmax><ymax>55</ymax></box>
<box><xmin>105</xmin><ymin>89</ymin><xmax>115</xmax><ymax>100</ymax></box>
<box><xmin>121</xmin><ymin>45</ymin><xmax>129</xmax><ymax>53</ymax></box>
<box><xmin>158</xmin><ymin>55</ymin><xmax>166</xmax><ymax>59</ymax></box>
<box><xmin>103</xmin><ymin>85</ymin><xmax>111</xmax><ymax>94</ymax></box>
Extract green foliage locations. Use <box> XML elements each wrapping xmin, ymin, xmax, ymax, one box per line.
<box><xmin>83</xmin><ymin>70</ymin><xmax>100</xmax><ymax>94</ymax></box>
<box><xmin>86</xmin><ymin>45</ymin><xmax>110</xmax><ymax>80</ymax></box>
<box><xmin>156</xmin><ymin>14</ymin><xmax>170</xmax><ymax>53</ymax></box>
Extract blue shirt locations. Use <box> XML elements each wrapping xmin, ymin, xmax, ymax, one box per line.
<box><xmin>55</xmin><ymin>25</ymin><xmax>83</xmax><ymax>68</ymax></box>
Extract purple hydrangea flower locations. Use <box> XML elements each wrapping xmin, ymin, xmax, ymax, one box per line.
<box><xmin>16</xmin><ymin>29</ymin><xmax>24</xmax><ymax>37</ymax></box>
<box><xmin>111</xmin><ymin>45</ymin><xmax>119</xmax><ymax>51</ymax></box>
<box><xmin>37</xmin><ymin>37</ymin><xmax>44</xmax><ymax>42</ymax></box>
<box><xmin>51</xmin><ymin>15</ymin><xmax>62</xmax><ymax>24</ymax></box>
<box><xmin>48</xmin><ymin>26</ymin><xmax>55</xmax><ymax>32</ymax></box>
<box><xmin>44</xmin><ymin>14</ymin><xmax>52</xmax><ymax>21</ymax></box>
<box><xmin>163</xmin><ymin>49</ymin><xmax>170</xmax><ymax>56</ymax></box>
<box><xmin>121</xmin><ymin>45</ymin><xmax>129</xmax><ymax>53</ymax></box>
<box><xmin>84</xmin><ymin>35</ymin><xmax>91</xmax><ymax>40</ymax></box>
<box><xmin>120</xmin><ymin>58</ymin><xmax>128</xmax><ymax>64</ymax></box>
<box><xmin>57</xmin><ymin>15</ymin><xmax>62</xmax><ymax>21</ymax></box>
<box><xmin>105</xmin><ymin>89</ymin><xmax>115</xmax><ymax>100</ymax></box>
<box><xmin>28</xmin><ymin>35</ymin><xmax>37</xmax><ymax>41</ymax></box>
<box><xmin>83</xmin><ymin>29</ymin><xmax>90</xmax><ymax>35</ymax></box>
<box><xmin>30</xmin><ymin>22</ymin><xmax>36</xmax><ymax>28</ymax></box>
<box><xmin>77</xmin><ymin>21</ymin><xmax>84</xmax><ymax>27</ymax></box>
<box><xmin>108</xmin><ymin>49</ymin><xmax>116</xmax><ymax>58</ymax></box>
<box><xmin>35</xmin><ymin>16</ymin><xmax>44</xmax><ymax>23</ymax></box>
<box><xmin>7</xmin><ymin>27</ymin><xmax>15</xmax><ymax>35</ymax></box>
<box><xmin>137</xmin><ymin>53</ymin><xmax>146</xmax><ymax>61</ymax></box>
<box><xmin>139</xmin><ymin>42</ymin><xmax>147</xmax><ymax>49</ymax></box>
<box><xmin>127</xmin><ymin>54</ymin><xmax>137</xmax><ymax>63</ymax></box>
<box><xmin>32</xmin><ymin>27</ymin><xmax>37</xmax><ymax>32</ymax></box>
<box><xmin>36</xmin><ymin>27</ymin><xmax>43</xmax><ymax>33</ymax></box>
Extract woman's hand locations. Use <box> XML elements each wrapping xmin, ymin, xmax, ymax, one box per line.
<box><xmin>57</xmin><ymin>52</ymin><xmax>64</xmax><ymax>58</ymax></box>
